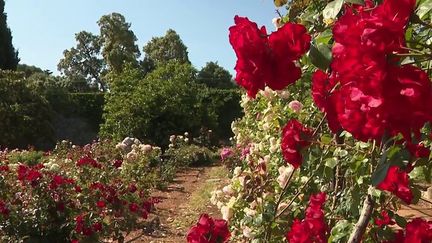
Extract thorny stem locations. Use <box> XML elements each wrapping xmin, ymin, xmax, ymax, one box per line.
<box><xmin>347</xmin><ymin>135</ymin><xmax>389</xmax><ymax>243</ymax></box>
<box><xmin>274</xmin><ymin>163</ymin><xmax>323</xmax><ymax>219</ymax></box>
<box><xmin>264</xmin><ymin>168</ymin><xmax>296</xmax><ymax>241</ymax></box>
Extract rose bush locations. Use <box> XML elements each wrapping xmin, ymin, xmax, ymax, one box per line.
<box><xmin>0</xmin><ymin>140</ymin><xmax>162</xmax><ymax>242</ymax></box>
<box><xmin>190</xmin><ymin>0</ymin><xmax>432</xmax><ymax>242</ymax></box>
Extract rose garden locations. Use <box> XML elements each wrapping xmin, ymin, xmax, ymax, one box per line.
<box><xmin>1</xmin><ymin>0</ymin><xmax>432</xmax><ymax>242</ymax></box>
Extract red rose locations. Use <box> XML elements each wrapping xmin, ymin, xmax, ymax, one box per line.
<box><xmin>129</xmin><ymin>203</ymin><xmax>139</xmax><ymax>212</ymax></box>
<box><xmin>92</xmin><ymin>222</ymin><xmax>103</xmax><ymax>232</ymax></box>
<box><xmin>187</xmin><ymin>214</ymin><xmax>230</xmax><ymax>243</ymax></box>
<box><xmin>229</xmin><ymin>15</ymin><xmax>310</xmax><ymax>97</ymax></box>
<box><xmin>386</xmin><ymin>218</ymin><xmax>432</xmax><ymax>242</ymax></box>
<box><xmin>377</xmin><ymin>166</ymin><xmax>413</xmax><ymax>204</ymax></box>
<box><xmin>281</xmin><ymin>119</ymin><xmax>313</xmax><ymax>168</ymax></box>
<box><xmin>96</xmin><ymin>200</ymin><xmax>106</xmax><ymax>209</ymax></box>
<box><xmin>286</xmin><ymin>192</ymin><xmax>328</xmax><ymax>243</ymax></box>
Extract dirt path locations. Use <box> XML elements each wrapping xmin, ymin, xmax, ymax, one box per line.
<box><xmin>124</xmin><ymin>164</ymin><xmax>228</xmax><ymax>243</ymax></box>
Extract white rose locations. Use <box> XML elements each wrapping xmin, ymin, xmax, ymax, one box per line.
<box><xmin>221</xmin><ymin>206</ymin><xmax>233</xmax><ymax>221</ymax></box>
<box><xmin>242</xmin><ymin>226</ymin><xmax>254</xmax><ymax>238</ymax></box>
<box><xmin>272</xmin><ymin>17</ymin><xmax>283</xmax><ymax>29</ymax></box>
<box><xmin>243</xmin><ymin>208</ymin><xmax>257</xmax><ymax>217</ymax></box>
<box><xmin>222</xmin><ymin>185</ymin><xmax>234</xmax><ymax>195</ymax></box>
<box><xmin>233</xmin><ymin>167</ymin><xmax>242</xmax><ymax>177</ymax></box>
<box><xmin>288</xmin><ymin>100</ymin><xmax>304</xmax><ymax>113</ymax></box>
<box><xmin>141</xmin><ymin>144</ymin><xmax>152</xmax><ymax>153</ymax></box>
<box><xmin>277</xmin><ymin>165</ymin><xmax>294</xmax><ymax>188</ymax></box>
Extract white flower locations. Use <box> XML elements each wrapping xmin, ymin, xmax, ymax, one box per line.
<box><xmin>140</xmin><ymin>144</ymin><xmax>152</xmax><ymax>153</ymax></box>
<box><xmin>242</xmin><ymin>226</ymin><xmax>254</xmax><ymax>238</ymax></box>
<box><xmin>216</xmin><ymin>201</ymin><xmax>224</xmax><ymax>209</ymax></box>
<box><xmin>50</xmin><ymin>164</ymin><xmax>60</xmax><ymax>172</ymax></box>
<box><xmin>238</xmin><ymin>176</ymin><xmax>246</xmax><ymax>187</ymax></box>
<box><xmin>169</xmin><ymin>135</ymin><xmax>176</xmax><ymax>143</ymax></box>
<box><xmin>222</xmin><ymin>185</ymin><xmax>234</xmax><ymax>195</ymax></box>
<box><xmin>243</xmin><ymin>207</ymin><xmax>257</xmax><ymax>217</ymax></box>
<box><xmin>278</xmin><ymin>90</ymin><xmax>290</xmax><ymax>99</ymax></box>
<box><xmin>233</xmin><ymin>167</ymin><xmax>242</xmax><ymax>177</ymax></box>
<box><xmin>184</xmin><ymin>138</ymin><xmax>189</xmax><ymax>143</ymax></box>
<box><xmin>288</xmin><ymin>100</ymin><xmax>303</xmax><ymax>113</ymax></box>
<box><xmin>270</xmin><ymin>144</ymin><xmax>278</xmax><ymax>153</ymax></box>
<box><xmin>126</xmin><ymin>151</ymin><xmax>137</xmax><ymax>160</ymax></box>
<box><xmin>221</xmin><ymin>206</ymin><xmax>233</xmax><ymax>221</ymax></box>
<box><xmin>122</xmin><ymin>137</ymin><xmax>134</xmax><ymax>146</ymax></box>
<box><xmin>184</xmin><ymin>132</ymin><xmax>189</xmax><ymax>137</ymax></box>
<box><xmin>269</xmin><ymin>137</ymin><xmax>277</xmax><ymax>146</ymax></box>
<box><xmin>272</xmin><ymin>17</ymin><xmax>283</xmax><ymax>29</ymax></box>
<box><xmin>277</xmin><ymin>165</ymin><xmax>294</xmax><ymax>188</ymax></box>
<box><xmin>169</xmin><ymin>144</ymin><xmax>174</xmax><ymax>148</ymax></box>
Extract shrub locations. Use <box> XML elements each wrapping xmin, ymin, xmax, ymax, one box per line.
<box><xmin>0</xmin><ymin>140</ymin><xmax>161</xmax><ymax>242</ymax></box>
<box><xmin>0</xmin><ymin>71</ymin><xmax>54</xmax><ymax>149</ymax></box>
<box><xmin>101</xmin><ymin>61</ymin><xmax>208</xmax><ymax>146</ymax></box>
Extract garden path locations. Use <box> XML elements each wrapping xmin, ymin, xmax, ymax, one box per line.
<box><xmin>124</xmin><ymin>164</ymin><xmax>228</xmax><ymax>243</ymax></box>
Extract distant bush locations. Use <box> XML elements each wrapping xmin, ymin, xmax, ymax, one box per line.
<box><xmin>0</xmin><ymin>71</ymin><xmax>54</xmax><ymax>149</ymax></box>
<box><xmin>101</xmin><ymin>61</ymin><xmax>208</xmax><ymax>146</ymax></box>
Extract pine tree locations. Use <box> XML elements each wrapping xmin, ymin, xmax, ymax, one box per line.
<box><xmin>0</xmin><ymin>0</ymin><xmax>19</xmax><ymax>70</ymax></box>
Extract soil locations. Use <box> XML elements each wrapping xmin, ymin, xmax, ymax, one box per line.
<box><xmin>123</xmin><ymin>165</ymin><xmax>227</xmax><ymax>243</ymax></box>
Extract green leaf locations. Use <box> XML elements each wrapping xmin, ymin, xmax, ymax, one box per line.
<box><xmin>308</xmin><ymin>43</ymin><xmax>332</xmax><ymax>71</ymax></box>
<box><xmin>321</xmin><ymin>134</ymin><xmax>333</xmax><ymax>145</ymax></box>
<box><xmin>371</xmin><ymin>149</ymin><xmax>391</xmax><ymax>186</ymax></box>
<box><xmin>323</xmin><ymin>0</ymin><xmax>344</xmax><ymax>20</ymax></box>
<box><xmin>325</xmin><ymin>157</ymin><xmax>338</xmax><ymax>169</ymax></box>
<box><xmin>345</xmin><ymin>0</ymin><xmax>364</xmax><ymax>4</ymax></box>
<box><xmin>315</xmin><ymin>29</ymin><xmax>333</xmax><ymax>45</ymax></box>
<box><xmin>416</xmin><ymin>0</ymin><xmax>432</xmax><ymax>19</ymax></box>
<box><xmin>394</xmin><ymin>214</ymin><xmax>407</xmax><ymax>227</ymax></box>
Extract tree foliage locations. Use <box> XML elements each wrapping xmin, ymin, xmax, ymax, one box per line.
<box><xmin>197</xmin><ymin>61</ymin><xmax>235</xmax><ymax>89</ymax></box>
<box><xmin>143</xmin><ymin>29</ymin><xmax>190</xmax><ymax>68</ymax></box>
<box><xmin>100</xmin><ymin>61</ymin><xmax>205</xmax><ymax>145</ymax></box>
<box><xmin>0</xmin><ymin>0</ymin><xmax>19</xmax><ymax>70</ymax></box>
<box><xmin>58</xmin><ymin>31</ymin><xmax>105</xmax><ymax>91</ymax></box>
<box><xmin>0</xmin><ymin>71</ymin><xmax>53</xmax><ymax>148</ymax></box>
<box><xmin>98</xmin><ymin>13</ymin><xmax>140</xmax><ymax>74</ymax></box>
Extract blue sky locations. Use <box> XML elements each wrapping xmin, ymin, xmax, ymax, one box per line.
<box><xmin>5</xmin><ymin>0</ymin><xmax>280</xmax><ymax>75</ymax></box>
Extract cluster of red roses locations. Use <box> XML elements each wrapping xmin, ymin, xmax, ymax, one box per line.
<box><xmin>229</xmin><ymin>15</ymin><xmax>310</xmax><ymax>98</ymax></box>
<box><xmin>286</xmin><ymin>192</ymin><xmax>328</xmax><ymax>243</ymax></box>
<box><xmin>76</xmin><ymin>155</ymin><xmax>102</xmax><ymax>168</ymax></box>
<box><xmin>187</xmin><ymin>214</ymin><xmax>230</xmax><ymax>243</ymax></box>
<box><xmin>311</xmin><ymin>0</ymin><xmax>432</xmax><ymax>205</ymax></box>
<box><xmin>75</xmin><ymin>214</ymin><xmax>103</xmax><ymax>237</ymax></box>
<box><xmin>17</xmin><ymin>164</ymin><xmax>43</xmax><ymax>187</ymax></box>
<box><xmin>281</xmin><ymin>119</ymin><xmax>313</xmax><ymax>168</ymax></box>
<box><xmin>312</xmin><ymin>0</ymin><xmax>432</xmax><ymax>144</ymax></box>
<box><xmin>0</xmin><ymin>149</ymin><xmax>159</xmax><ymax>242</ymax></box>
<box><xmin>389</xmin><ymin>218</ymin><xmax>432</xmax><ymax>242</ymax></box>
<box><xmin>0</xmin><ymin>199</ymin><xmax>9</xmax><ymax>217</ymax></box>
<box><xmin>376</xmin><ymin>212</ymin><xmax>432</xmax><ymax>242</ymax></box>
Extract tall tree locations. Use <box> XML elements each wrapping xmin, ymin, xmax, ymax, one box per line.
<box><xmin>143</xmin><ymin>29</ymin><xmax>189</xmax><ymax>68</ymax></box>
<box><xmin>0</xmin><ymin>0</ymin><xmax>19</xmax><ymax>70</ymax></box>
<box><xmin>58</xmin><ymin>31</ymin><xmax>106</xmax><ymax>91</ymax></box>
<box><xmin>98</xmin><ymin>13</ymin><xmax>140</xmax><ymax>74</ymax></box>
<box><xmin>197</xmin><ymin>61</ymin><xmax>235</xmax><ymax>89</ymax></box>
